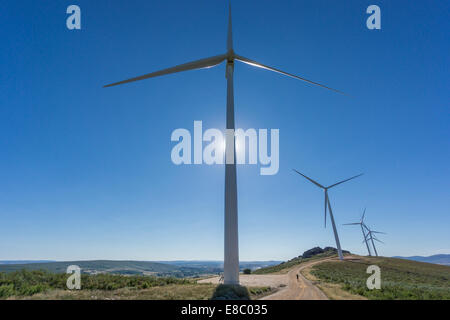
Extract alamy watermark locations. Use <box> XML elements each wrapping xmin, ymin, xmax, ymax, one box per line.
<box><xmin>66</xmin><ymin>5</ymin><xmax>81</xmax><ymax>30</ymax></box>
<box><xmin>65</xmin><ymin>5</ymin><xmax>381</xmax><ymax>31</ymax></box>
<box><xmin>366</xmin><ymin>265</ymin><xmax>381</xmax><ymax>289</ymax></box>
<box><xmin>66</xmin><ymin>265</ymin><xmax>81</xmax><ymax>290</ymax></box>
<box><xmin>366</xmin><ymin>5</ymin><xmax>381</xmax><ymax>30</ymax></box>
<box><xmin>171</xmin><ymin>121</ymin><xmax>279</xmax><ymax>175</ymax></box>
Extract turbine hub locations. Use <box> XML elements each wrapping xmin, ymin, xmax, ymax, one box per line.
<box><xmin>227</xmin><ymin>50</ymin><xmax>235</xmax><ymax>63</ymax></box>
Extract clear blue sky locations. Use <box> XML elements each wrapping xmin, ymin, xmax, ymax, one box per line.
<box><xmin>1</xmin><ymin>0</ymin><xmax>449</xmax><ymax>261</ymax></box>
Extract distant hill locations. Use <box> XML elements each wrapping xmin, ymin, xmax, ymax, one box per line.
<box><xmin>159</xmin><ymin>260</ymin><xmax>282</xmax><ymax>270</ymax></box>
<box><xmin>393</xmin><ymin>254</ymin><xmax>450</xmax><ymax>266</ymax></box>
<box><xmin>0</xmin><ymin>260</ymin><xmax>199</xmax><ymax>277</ymax></box>
<box><xmin>0</xmin><ymin>260</ymin><xmax>282</xmax><ymax>277</ymax></box>
<box><xmin>0</xmin><ymin>260</ymin><xmax>55</xmax><ymax>264</ymax></box>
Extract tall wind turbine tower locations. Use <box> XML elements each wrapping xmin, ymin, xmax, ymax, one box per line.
<box><xmin>364</xmin><ymin>226</ymin><xmax>386</xmax><ymax>257</ymax></box>
<box><xmin>104</xmin><ymin>5</ymin><xmax>343</xmax><ymax>284</ymax></box>
<box><xmin>224</xmin><ymin>5</ymin><xmax>239</xmax><ymax>285</ymax></box>
<box><xmin>293</xmin><ymin>170</ymin><xmax>362</xmax><ymax>260</ymax></box>
<box><xmin>343</xmin><ymin>208</ymin><xmax>372</xmax><ymax>256</ymax></box>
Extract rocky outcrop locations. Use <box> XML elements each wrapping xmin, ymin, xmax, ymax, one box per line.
<box><xmin>301</xmin><ymin>246</ymin><xmax>350</xmax><ymax>259</ymax></box>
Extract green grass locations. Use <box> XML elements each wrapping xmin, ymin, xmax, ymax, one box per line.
<box><xmin>310</xmin><ymin>257</ymin><xmax>450</xmax><ymax>300</ymax></box>
<box><xmin>0</xmin><ymin>269</ymin><xmax>191</xmax><ymax>299</ymax></box>
<box><xmin>22</xmin><ymin>284</ymin><xmax>218</xmax><ymax>300</ymax></box>
<box><xmin>0</xmin><ymin>269</ymin><xmax>273</xmax><ymax>300</ymax></box>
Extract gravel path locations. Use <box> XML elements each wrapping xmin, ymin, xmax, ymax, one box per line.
<box><xmin>198</xmin><ymin>273</ymin><xmax>288</xmax><ymax>288</ymax></box>
<box><xmin>198</xmin><ymin>257</ymin><xmax>340</xmax><ymax>300</ymax></box>
<box><xmin>260</xmin><ymin>258</ymin><xmax>330</xmax><ymax>300</ymax></box>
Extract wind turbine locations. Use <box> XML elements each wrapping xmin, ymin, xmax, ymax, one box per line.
<box><xmin>364</xmin><ymin>225</ymin><xmax>386</xmax><ymax>257</ymax></box>
<box><xmin>104</xmin><ymin>5</ymin><xmax>343</xmax><ymax>285</ymax></box>
<box><xmin>343</xmin><ymin>208</ymin><xmax>372</xmax><ymax>256</ymax></box>
<box><xmin>293</xmin><ymin>170</ymin><xmax>362</xmax><ymax>260</ymax></box>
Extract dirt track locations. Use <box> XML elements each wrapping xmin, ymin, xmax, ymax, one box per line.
<box><xmin>198</xmin><ymin>273</ymin><xmax>288</xmax><ymax>288</ymax></box>
<box><xmin>260</xmin><ymin>259</ymin><xmax>330</xmax><ymax>300</ymax></box>
<box><xmin>198</xmin><ymin>257</ymin><xmax>339</xmax><ymax>300</ymax></box>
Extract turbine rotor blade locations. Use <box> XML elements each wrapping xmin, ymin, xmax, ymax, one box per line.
<box><xmin>363</xmin><ymin>237</ymin><xmax>378</xmax><ymax>244</ymax></box>
<box><xmin>227</xmin><ymin>4</ymin><xmax>233</xmax><ymax>51</ymax></box>
<box><xmin>234</xmin><ymin>55</ymin><xmax>346</xmax><ymax>95</ymax></box>
<box><xmin>292</xmin><ymin>169</ymin><xmax>325</xmax><ymax>189</ymax></box>
<box><xmin>327</xmin><ymin>173</ymin><xmax>364</xmax><ymax>189</ymax></box>
<box><xmin>371</xmin><ymin>231</ymin><xmax>387</xmax><ymax>234</ymax></box>
<box><xmin>343</xmin><ymin>222</ymin><xmax>360</xmax><ymax>225</ymax></box>
<box><xmin>104</xmin><ymin>54</ymin><xmax>227</xmax><ymax>88</ymax></box>
<box><xmin>361</xmin><ymin>208</ymin><xmax>366</xmax><ymax>222</ymax></box>
<box><xmin>324</xmin><ymin>191</ymin><xmax>328</xmax><ymax>228</ymax></box>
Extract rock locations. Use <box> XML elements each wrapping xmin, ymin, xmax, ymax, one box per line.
<box><xmin>302</xmin><ymin>247</ymin><xmax>325</xmax><ymax>259</ymax></box>
<box><xmin>301</xmin><ymin>246</ymin><xmax>351</xmax><ymax>259</ymax></box>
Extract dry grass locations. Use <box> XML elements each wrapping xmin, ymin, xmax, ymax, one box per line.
<box><xmin>309</xmin><ymin>256</ymin><xmax>450</xmax><ymax>300</ymax></box>
<box><xmin>13</xmin><ymin>284</ymin><xmax>216</xmax><ymax>300</ymax></box>
<box><xmin>301</xmin><ymin>264</ymin><xmax>366</xmax><ymax>300</ymax></box>
<box><xmin>10</xmin><ymin>284</ymin><xmax>273</xmax><ymax>300</ymax></box>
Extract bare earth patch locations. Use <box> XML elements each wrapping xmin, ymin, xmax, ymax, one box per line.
<box><xmin>198</xmin><ymin>274</ymin><xmax>288</xmax><ymax>289</ymax></box>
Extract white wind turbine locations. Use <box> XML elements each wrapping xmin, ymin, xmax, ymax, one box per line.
<box><xmin>104</xmin><ymin>5</ymin><xmax>343</xmax><ymax>285</ymax></box>
<box><xmin>363</xmin><ymin>225</ymin><xmax>386</xmax><ymax>257</ymax></box>
<box><xmin>293</xmin><ymin>170</ymin><xmax>362</xmax><ymax>260</ymax></box>
<box><xmin>343</xmin><ymin>208</ymin><xmax>372</xmax><ymax>256</ymax></box>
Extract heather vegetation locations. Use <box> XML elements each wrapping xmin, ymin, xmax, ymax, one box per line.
<box><xmin>310</xmin><ymin>257</ymin><xmax>450</xmax><ymax>300</ymax></box>
<box><xmin>0</xmin><ymin>269</ymin><xmax>189</xmax><ymax>299</ymax></box>
<box><xmin>0</xmin><ymin>269</ymin><xmax>272</xmax><ymax>300</ymax></box>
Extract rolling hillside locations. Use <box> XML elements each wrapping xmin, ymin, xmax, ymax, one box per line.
<box><xmin>308</xmin><ymin>256</ymin><xmax>450</xmax><ymax>299</ymax></box>
<box><xmin>252</xmin><ymin>247</ymin><xmax>450</xmax><ymax>300</ymax></box>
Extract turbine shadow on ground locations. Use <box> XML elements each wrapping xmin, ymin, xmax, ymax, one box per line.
<box><xmin>210</xmin><ymin>284</ymin><xmax>250</xmax><ymax>300</ymax></box>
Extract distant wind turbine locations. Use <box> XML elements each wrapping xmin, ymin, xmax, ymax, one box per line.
<box><xmin>363</xmin><ymin>225</ymin><xmax>386</xmax><ymax>257</ymax></box>
<box><xmin>293</xmin><ymin>170</ymin><xmax>363</xmax><ymax>260</ymax></box>
<box><xmin>104</xmin><ymin>5</ymin><xmax>344</xmax><ymax>285</ymax></box>
<box><xmin>343</xmin><ymin>208</ymin><xmax>372</xmax><ymax>256</ymax></box>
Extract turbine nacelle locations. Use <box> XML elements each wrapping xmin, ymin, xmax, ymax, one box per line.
<box><xmin>227</xmin><ymin>51</ymin><xmax>235</xmax><ymax>62</ymax></box>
